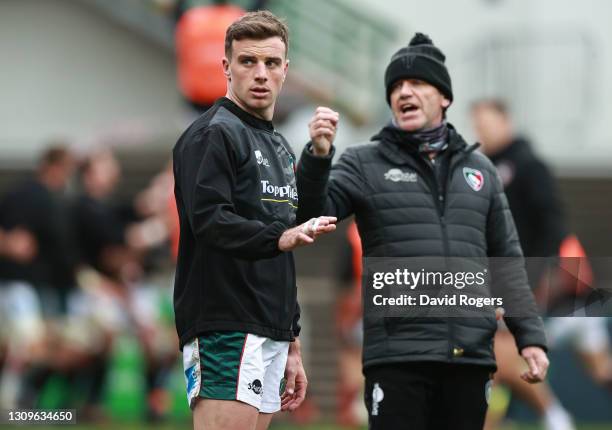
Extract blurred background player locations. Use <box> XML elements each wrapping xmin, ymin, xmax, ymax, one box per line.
<box><xmin>0</xmin><ymin>226</ymin><xmax>38</xmax><ymax>399</ymax></box>
<box><xmin>0</xmin><ymin>146</ymin><xmax>176</xmax><ymax>419</ymax></box>
<box><xmin>71</xmin><ymin>148</ymin><xmax>178</xmax><ymax>421</ymax></box>
<box><xmin>0</xmin><ymin>145</ymin><xmax>77</xmax><ymax>409</ymax></box>
<box><xmin>471</xmin><ymin>98</ymin><xmax>612</xmax><ymax>430</ymax></box>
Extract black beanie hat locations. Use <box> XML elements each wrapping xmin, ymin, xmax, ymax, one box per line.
<box><xmin>384</xmin><ymin>32</ymin><xmax>453</xmax><ymax>105</ymax></box>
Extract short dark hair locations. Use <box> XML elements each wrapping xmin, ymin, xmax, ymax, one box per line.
<box><xmin>225</xmin><ymin>10</ymin><xmax>289</xmax><ymax>59</ymax></box>
<box><xmin>471</xmin><ymin>98</ymin><xmax>510</xmax><ymax>117</ymax></box>
<box><xmin>39</xmin><ymin>144</ymin><xmax>71</xmax><ymax>168</ymax></box>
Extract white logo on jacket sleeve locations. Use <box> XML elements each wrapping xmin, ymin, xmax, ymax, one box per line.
<box><xmin>463</xmin><ymin>167</ymin><xmax>484</xmax><ymax>191</ymax></box>
<box><xmin>384</xmin><ymin>168</ymin><xmax>417</xmax><ymax>183</ymax></box>
<box><xmin>371</xmin><ymin>382</ymin><xmax>384</xmax><ymax>416</ymax></box>
<box><xmin>254</xmin><ymin>150</ymin><xmax>270</xmax><ymax>167</ymax></box>
<box><xmin>485</xmin><ymin>379</ymin><xmax>493</xmax><ymax>405</ymax></box>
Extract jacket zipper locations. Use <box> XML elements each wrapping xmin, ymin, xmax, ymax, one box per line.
<box><xmin>420</xmin><ymin>156</ymin><xmax>455</xmax><ymax>359</ymax></box>
<box><xmin>420</xmin><ymin>157</ymin><xmax>450</xmax><ymax>256</ymax></box>
<box><xmin>426</xmin><ymin>149</ymin><xmax>474</xmax><ymax>359</ymax></box>
<box><xmin>444</xmin><ymin>149</ymin><xmax>476</xmax><ymax>359</ymax></box>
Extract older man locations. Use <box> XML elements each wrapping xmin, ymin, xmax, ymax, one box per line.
<box><xmin>297</xmin><ymin>33</ymin><xmax>548</xmax><ymax>430</ymax></box>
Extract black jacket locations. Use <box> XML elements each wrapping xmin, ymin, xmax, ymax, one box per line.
<box><xmin>0</xmin><ymin>179</ymin><xmax>76</xmax><ymax>292</ymax></box>
<box><xmin>297</xmin><ymin>124</ymin><xmax>546</xmax><ymax>369</ymax></box>
<box><xmin>173</xmin><ymin>97</ymin><xmax>300</xmax><ymax>349</ymax></box>
<box><xmin>489</xmin><ymin>137</ymin><xmax>567</xmax><ymax>257</ymax></box>
<box><xmin>72</xmin><ymin>194</ymin><xmax>126</xmax><ymax>277</ymax></box>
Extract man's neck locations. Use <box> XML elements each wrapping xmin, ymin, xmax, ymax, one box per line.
<box><xmin>225</xmin><ymin>92</ymin><xmax>273</xmax><ymax>121</ymax></box>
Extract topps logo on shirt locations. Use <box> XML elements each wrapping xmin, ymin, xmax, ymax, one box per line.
<box><xmin>254</xmin><ymin>150</ymin><xmax>270</xmax><ymax>167</ymax></box>
<box><xmin>261</xmin><ymin>180</ymin><xmax>298</xmax><ymax>200</ymax></box>
<box><xmin>384</xmin><ymin>168</ymin><xmax>417</xmax><ymax>183</ymax></box>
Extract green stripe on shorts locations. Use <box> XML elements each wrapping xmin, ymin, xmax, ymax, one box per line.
<box><xmin>198</xmin><ymin>332</ymin><xmax>247</xmax><ymax>400</ymax></box>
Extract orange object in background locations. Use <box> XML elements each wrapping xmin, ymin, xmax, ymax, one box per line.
<box><xmin>176</xmin><ymin>4</ymin><xmax>245</xmax><ymax>106</ymax></box>
<box><xmin>336</xmin><ymin>222</ymin><xmax>362</xmax><ymax>336</ymax></box>
<box><xmin>558</xmin><ymin>234</ymin><xmax>593</xmax><ymax>296</ymax></box>
<box><xmin>336</xmin><ymin>222</ymin><xmax>366</xmax><ymax>427</ymax></box>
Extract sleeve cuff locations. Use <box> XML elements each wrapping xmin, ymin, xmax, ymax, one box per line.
<box><xmin>519</xmin><ymin>344</ymin><xmax>548</xmax><ymax>354</ymax></box>
<box><xmin>263</xmin><ymin>221</ymin><xmax>288</xmax><ymax>257</ymax></box>
<box><xmin>299</xmin><ymin>142</ymin><xmax>335</xmax><ymax>178</ymax></box>
<box><xmin>516</xmin><ymin>332</ymin><xmax>548</xmax><ymax>353</ymax></box>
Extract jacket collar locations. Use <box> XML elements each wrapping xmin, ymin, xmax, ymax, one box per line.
<box><xmin>489</xmin><ymin>136</ymin><xmax>532</xmax><ymax>164</ymax></box>
<box><xmin>217</xmin><ymin>97</ymin><xmax>275</xmax><ymax>132</ymax></box>
<box><xmin>372</xmin><ymin>123</ymin><xmax>477</xmax><ymax>166</ymax></box>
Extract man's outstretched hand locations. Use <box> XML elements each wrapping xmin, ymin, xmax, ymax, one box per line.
<box><xmin>278</xmin><ymin>216</ymin><xmax>337</xmax><ymax>251</ymax></box>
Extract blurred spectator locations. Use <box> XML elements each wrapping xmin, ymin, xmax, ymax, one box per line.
<box><xmin>126</xmin><ymin>161</ymin><xmax>180</xmax><ymax>422</ymax></box>
<box><xmin>472</xmin><ymin>98</ymin><xmax>612</xmax><ymax>430</ymax></box>
<box><xmin>73</xmin><ymin>150</ymin><xmax>173</xmax><ymax>277</ymax></box>
<box><xmin>471</xmin><ymin>99</ymin><xmax>574</xmax><ymax>430</ymax></box>
<box><xmin>0</xmin><ymin>145</ymin><xmax>77</xmax><ymax>408</ymax></box>
<box><xmin>472</xmin><ymin>99</ymin><xmax>566</xmax><ymax>257</ymax></box>
<box><xmin>128</xmin><ymin>161</ymin><xmax>176</xmax><ymax>259</ymax></box>
<box><xmin>0</xmin><ymin>227</ymin><xmax>40</xmax><ymax>408</ymax></box>
<box><xmin>73</xmin><ymin>149</ymin><xmax>141</xmax><ymax>282</ymax></box>
<box><xmin>0</xmin><ymin>145</ymin><xmax>77</xmax><ymax>312</ymax></box>
<box><xmin>71</xmin><ymin>149</ymin><xmax>178</xmax><ymax>421</ymax></box>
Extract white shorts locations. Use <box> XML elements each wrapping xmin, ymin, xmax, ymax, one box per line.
<box><xmin>182</xmin><ymin>332</ymin><xmax>289</xmax><ymax>413</ymax></box>
<box><xmin>0</xmin><ymin>282</ymin><xmax>45</xmax><ymax>350</ymax></box>
<box><xmin>546</xmin><ymin>317</ymin><xmax>611</xmax><ymax>353</ymax></box>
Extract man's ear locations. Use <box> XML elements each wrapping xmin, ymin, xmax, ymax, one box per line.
<box><xmin>441</xmin><ymin>97</ymin><xmax>451</xmax><ymax>109</ymax></box>
<box><xmin>222</xmin><ymin>57</ymin><xmax>231</xmax><ymax>80</ymax></box>
<box><xmin>282</xmin><ymin>59</ymin><xmax>290</xmax><ymax>82</ymax></box>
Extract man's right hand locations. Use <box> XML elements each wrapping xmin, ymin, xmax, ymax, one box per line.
<box><xmin>308</xmin><ymin>107</ymin><xmax>339</xmax><ymax>156</ymax></box>
<box><xmin>0</xmin><ymin>228</ymin><xmax>38</xmax><ymax>263</ymax></box>
<box><xmin>278</xmin><ymin>216</ymin><xmax>337</xmax><ymax>251</ymax></box>
<box><xmin>520</xmin><ymin>346</ymin><xmax>549</xmax><ymax>384</ymax></box>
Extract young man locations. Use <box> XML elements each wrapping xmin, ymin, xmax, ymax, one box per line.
<box><xmin>298</xmin><ymin>33</ymin><xmax>548</xmax><ymax>429</ymax></box>
<box><xmin>172</xmin><ymin>11</ymin><xmax>336</xmax><ymax>430</ymax></box>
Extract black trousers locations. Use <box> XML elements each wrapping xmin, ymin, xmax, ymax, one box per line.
<box><xmin>364</xmin><ymin>362</ymin><xmax>494</xmax><ymax>430</ymax></box>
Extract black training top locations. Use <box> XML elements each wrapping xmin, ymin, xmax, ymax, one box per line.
<box><xmin>172</xmin><ymin>97</ymin><xmax>300</xmax><ymax>349</ymax></box>
<box><xmin>0</xmin><ymin>179</ymin><xmax>77</xmax><ymax>292</ymax></box>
